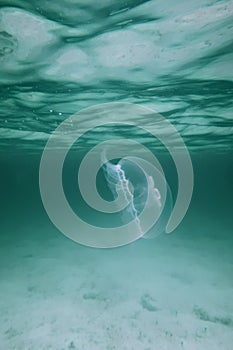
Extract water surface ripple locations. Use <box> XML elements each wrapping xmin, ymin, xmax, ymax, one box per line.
<box><xmin>0</xmin><ymin>0</ymin><xmax>233</xmax><ymax>152</ymax></box>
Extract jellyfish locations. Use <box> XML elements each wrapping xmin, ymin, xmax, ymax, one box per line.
<box><xmin>101</xmin><ymin>152</ymin><xmax>173</xmax><ymax>239</ymax></box>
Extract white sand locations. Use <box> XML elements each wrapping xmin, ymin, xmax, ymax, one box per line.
<box><xmin>0</xmin><ymin>211</ymin><xmax>232</xmax><ymax>350</ymax></box>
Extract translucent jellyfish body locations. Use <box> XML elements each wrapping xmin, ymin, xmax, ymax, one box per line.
<box><xmin>102</xmin><ymin>155</ymin><xmax>173</xmax><ymax>239</ymax></box>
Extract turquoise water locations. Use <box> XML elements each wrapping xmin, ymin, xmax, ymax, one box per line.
<box><xmin>0</xmin><ymin>0</ymin><xmax>233</xmax><ymax>152</ymax></box>
<box><xmin>1</xmin><ymin>1</ymin><xmax>233</xmax><ymax>349</ymax></box>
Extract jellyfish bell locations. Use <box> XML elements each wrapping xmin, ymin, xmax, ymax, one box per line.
<box><xmin>102</xmin><ymin>154</ymin><xmax>173</xmax><ymax>240</ymax></box>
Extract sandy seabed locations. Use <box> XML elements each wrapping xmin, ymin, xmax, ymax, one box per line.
<box><xmin>0</xmin><ymin>214</ymin><xmax>232</xmax><ymax>350</ymax></box>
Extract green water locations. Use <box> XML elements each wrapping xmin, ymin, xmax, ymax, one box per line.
<box><xmin>0</xmin><ymin>1</ymin><xmax>233</xmax><ymax>349</ymax></box>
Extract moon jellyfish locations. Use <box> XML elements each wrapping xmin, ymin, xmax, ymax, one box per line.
<box><xmin>102</xmin><ymin>152</ymin><xmax>173</xmax><ymax>239</ymax></box>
